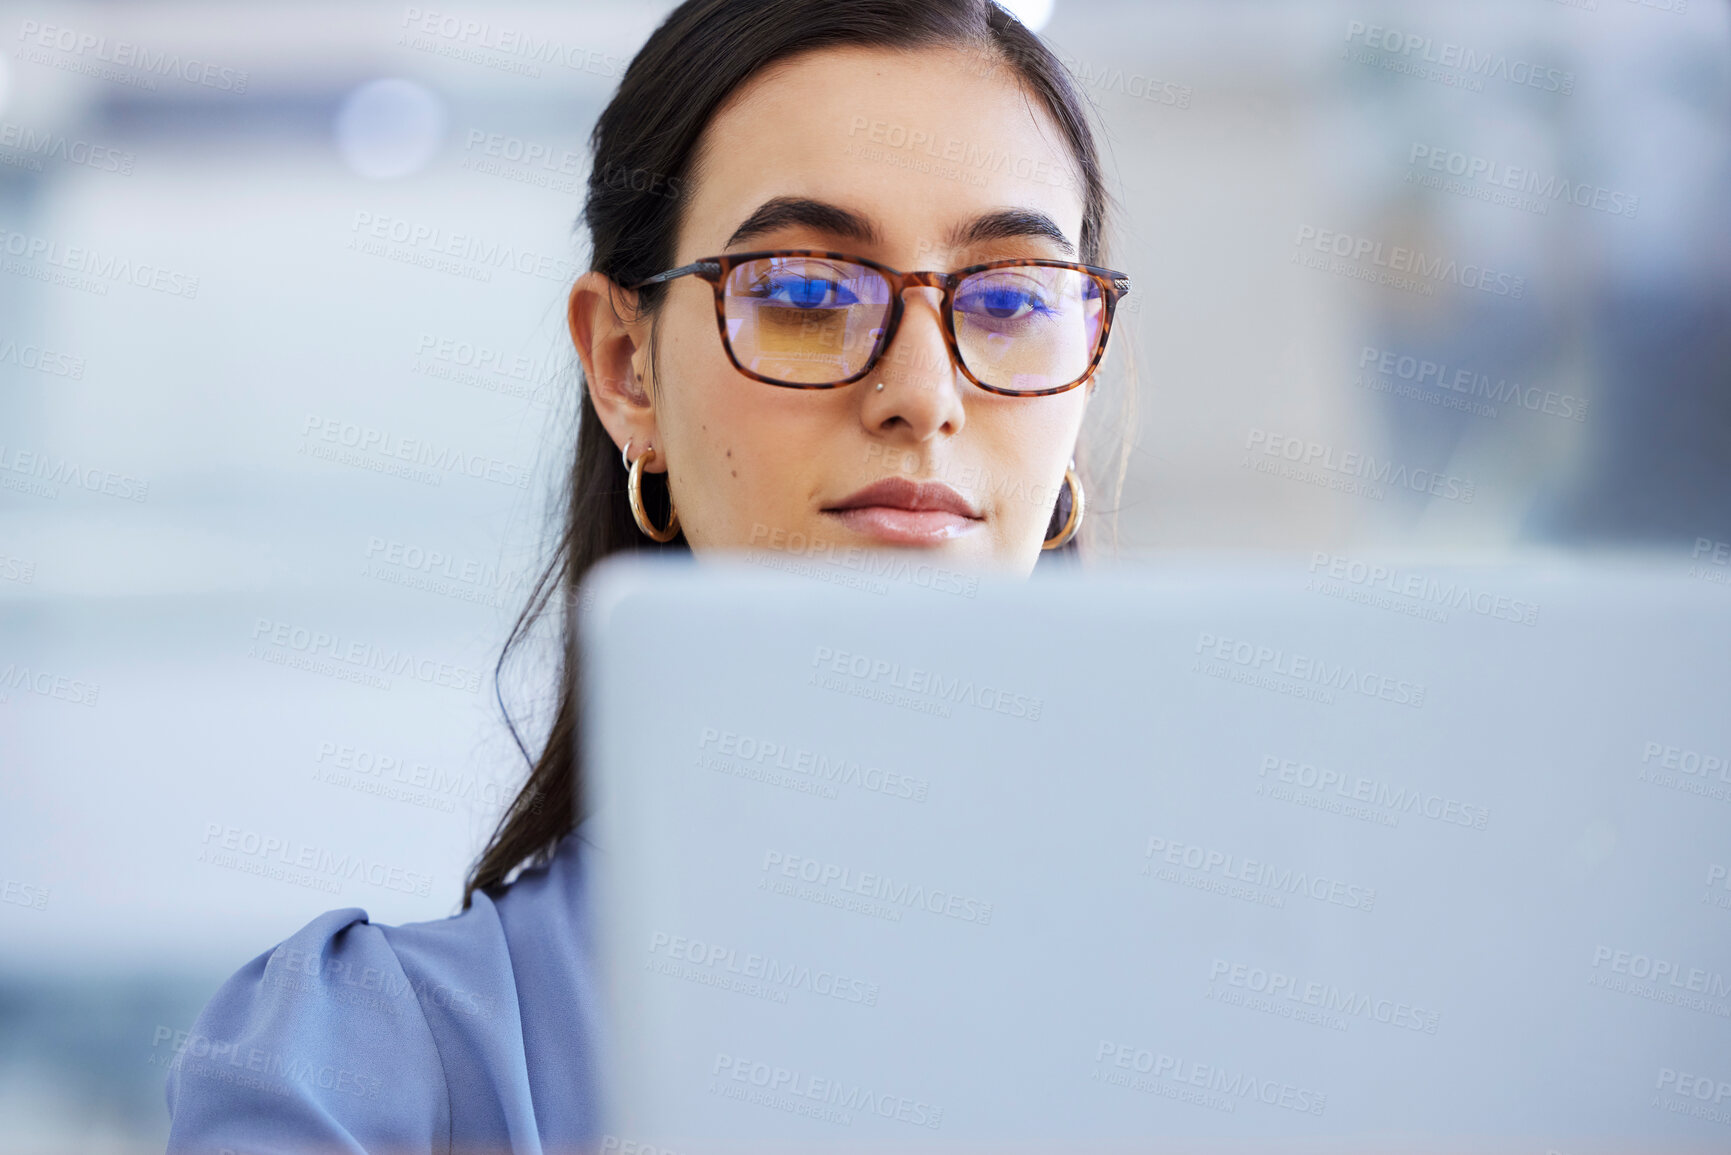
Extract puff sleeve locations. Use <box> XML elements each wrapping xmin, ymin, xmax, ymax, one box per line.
<box><xmin>164</xmin><ymin>836</ymin><xmax>596</xmax><ymax>1154</ymax></box>
<box><xmin>163</xmin><ymin>894</ymin><xmax>546</xmax><ymax>1154</ymax></box>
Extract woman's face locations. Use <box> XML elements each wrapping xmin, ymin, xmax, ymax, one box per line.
<box><xmin>572</xmin><ymin>44</ymin><xmax>1094</xmax><ymax>574</ymax></box>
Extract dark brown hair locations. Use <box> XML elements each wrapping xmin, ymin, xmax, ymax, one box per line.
<box><xmin>462</xmin><ymin>0</ymin><xmax>1132</xmax><ymax>907</ymax></box>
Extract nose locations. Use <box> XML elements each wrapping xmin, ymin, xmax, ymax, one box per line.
<box><xmin>861</xmin><ymin>285</ymin><xmax>965</xmax><ymax>440</ymax></box>
<box><xmin>880</xmin><ymin>286</ymin><xmax>953</xmax><ymax>384</ymax></box>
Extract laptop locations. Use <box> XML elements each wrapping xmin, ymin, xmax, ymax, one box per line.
<box><xmin>578</xmin><ymin>553</ymin><xmax>1731</xmax><ymax>1154</ymax></box>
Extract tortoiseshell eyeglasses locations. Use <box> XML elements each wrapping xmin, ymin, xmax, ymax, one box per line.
<box><xmin>627</xmin><ymin>249</ymin><xmax>1131</xmax><ymax>397</ymax></box>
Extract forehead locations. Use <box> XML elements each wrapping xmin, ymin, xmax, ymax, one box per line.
<box><xmin>681</xmin><ymin>44</ymin><xmax>1086</xmax><ymax>258</ymax></box>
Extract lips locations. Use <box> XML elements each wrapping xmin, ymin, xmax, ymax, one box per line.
<box><xmin>821</xmin><ymin>477</ymin><xmax>983</xmax><ymax>547</ymax></box>
<box><xmin>825</xmin><ymin>477</ymin><xmax>981</xmax><ymax>518</ymax></box>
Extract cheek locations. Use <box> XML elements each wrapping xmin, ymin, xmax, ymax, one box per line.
<box><xmin>984</xmin><ymin>397</ymin><xmax>1086</xmax><ymax>524</ymax></box>
<box><xmin>658</xmin><ymin>349</ymin><xmax>840</xmax><ymax>539</ymax></box>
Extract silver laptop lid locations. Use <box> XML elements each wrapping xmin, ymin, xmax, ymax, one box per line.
<box><xmin>580</xmin><ymin>556</ymin><xmax>1731</xmax><ymax>1154</ymax></box>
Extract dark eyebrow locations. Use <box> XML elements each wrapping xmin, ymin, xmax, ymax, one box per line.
<box><xmin>725</xmin><ymin>197</ymin><xmax>881</xmax><ymax>249</ymax></box>
<box><xmin>724</xmin><ymin>197</ymin><xmax>1076</xmax><ymax>260</ymax></box>
<box><xmin>946</xmin><ymin>208</ymin><xmax>1076</xmax><ymax>259</ymax></box>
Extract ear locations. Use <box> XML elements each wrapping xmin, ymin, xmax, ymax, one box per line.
<box><xmin>567</xmin><ymin>271</ymin><xmax>666</xmax><ymax>472</ymax></box>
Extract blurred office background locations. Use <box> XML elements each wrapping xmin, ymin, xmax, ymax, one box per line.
<box><xmin>1</xmin><ymin>0</ymin><xmax>1727</xmax><ymax>1149</ymax></box>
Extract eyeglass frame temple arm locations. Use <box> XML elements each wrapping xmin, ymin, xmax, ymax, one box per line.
<box><xmin>626</xmin><ymin>260</ymin><xmax>722</xmax><ymax>291</ymax></box>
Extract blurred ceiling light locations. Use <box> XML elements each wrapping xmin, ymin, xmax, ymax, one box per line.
<box><xmin>333</xmin><ymin>77</ymin><xmax>447</xmax><ymax>181</ymax></box>
<box><xmin>1000</xmin><ymin>0</ymin><xmax>1055</xmax><ymax>33</ymax></box>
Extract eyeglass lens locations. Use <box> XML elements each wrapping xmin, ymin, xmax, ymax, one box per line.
<box><xmin>720</xmin><ymin>256</ymin><xmax>1105</xmax><ymax>391</ymax></box>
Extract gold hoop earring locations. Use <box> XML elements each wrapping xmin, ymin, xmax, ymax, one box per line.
<box><xmin>627</xmin><ymin>443</ymin><xmax>680</xmax><ymax>542</ymax></box>
<box><xmin>1042</xmin><ymin>461</ymin><xmax>1084</xmax><ymax>551</ymax></box>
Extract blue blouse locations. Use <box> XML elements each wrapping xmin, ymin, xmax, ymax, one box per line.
<box><xmin>163</xmin><ymin>828</ymin><xmax>604</xmax><ymax>1154</ymax></box>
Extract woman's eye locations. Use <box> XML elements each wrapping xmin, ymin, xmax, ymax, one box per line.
<box><xmin>958</xmin><ymin>285</ymin><xmax>1048</xmax><ymax>320</ymax></box>
<box><xmin>750</xmin><ymin>275</ymin><xmax>859</xmax><ymax>309</ymax></box>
